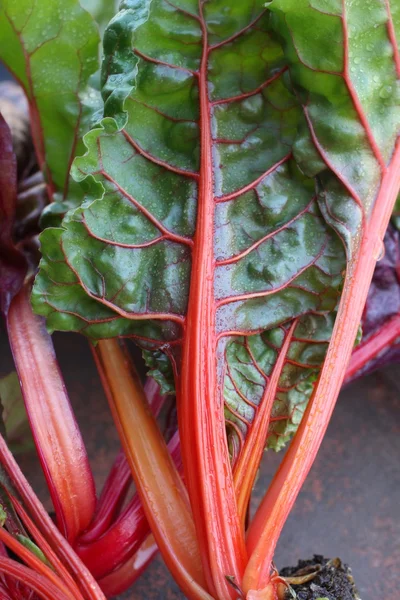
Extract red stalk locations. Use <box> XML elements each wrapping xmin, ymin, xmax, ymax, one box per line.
<box><xmin>98</xmin><ymin>534</ymin><xmax>158</xmax><ymax>597</ymax></box>
<box><xmin>0</xmin><ymin>558</ymin><xmax>70</xmax><ymax>600</ymax></box>
<box><xmin>77</xmin><ymin>488</ymin><xmax>148</xmax><ymax>580</ymax></box>
<box><xmin>93</xmin><ymin>339</ymin><xmax>212</xmax><ymax>600</ymax></box>
<box><xmin>0</xmin><ymin>435</ymin><xmax>106</xmax><ymax>600</ymax></box>
<box><xmin>179</xmin><ymin>4</ymin><xmax>247</xmax><ymax>598</ymax></box>
<box><xmin>78</xmin><ymin>449</ymin><xmax>131</xmax><ymax>545</ymax></box>
<box><xmin>344</xmin><ymin>313</ymin><xmax>400</xmax><ymax>383</ymax></box>
<box><xmin>243</xmin><ymin>143</ymin><xmax>400</xmax><ymax>595</ymax></box>
<box><xmin>0</xmin><ymin>528</ymin><xmax>75</xmax><ymax>600</ymax></box>
<box><xmin>9</xmin><ymin>498</ymin><xmax>84</xmax><ymax>600</ymax></box>
<box><xmin>7</xmin><ymin>282</ymin><xmax>96</xmax><ymax>543</ymax></box>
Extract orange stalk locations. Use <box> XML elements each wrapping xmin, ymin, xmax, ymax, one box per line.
<box><xmin>233</xmin><ymin>321</ymin><xmax>297</xmax><ymax>527</ymax></box>
<box><xmin>94</xmin><ymin>339</ymin><xmax>212</xmax><ymax>600</ymax></box>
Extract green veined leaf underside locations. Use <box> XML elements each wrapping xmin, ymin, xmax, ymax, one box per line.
<box><xmin>32</xmin><ymin>0</ymin><xmax>345</xmax><ymax>454</ymax></box>
<box><xmin>0</xmin><ymin>0</ymin><xmax>99</xmax><ymax>209</ymax></box>
<box><xmin>269</xmin><ymin>0</ymin><xmax>400</xmax><ymax>253</ymax></box>
<box><xmin>256</xmin><ymin>0</ymin><xmax>400</xmax><ymax>454</ymax></box>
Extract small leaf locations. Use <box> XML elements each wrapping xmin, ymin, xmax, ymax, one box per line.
<box><xmin>0</xmin><ymin>372</ymin><xmax>34</xmax><ymax>455</ymax></box>
<box><xmin>16</xmin><ymin>534</ymin><xmax>52</xmax><ymax>568</ymax></box>
<box><xmin>142</xmin><ymin>349</ymin><xmax>175</xmax><ymax>395</ymax></box>
<box><xmin>0</xmin><ymin>505</ymin><xmax>6</xmax><ymax>527</ymax></box>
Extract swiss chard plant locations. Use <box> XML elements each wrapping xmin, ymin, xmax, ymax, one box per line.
<box><xmin>0</xmin><ymin>0</ymin><xmax>399</xmax><ymax>599</ymax></box>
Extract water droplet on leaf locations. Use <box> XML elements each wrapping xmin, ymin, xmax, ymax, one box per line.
<box><xmin>373</xmin><ymin>240</ymin><xmax>385</xmax><ymax>262</ymax></box>
<box><xmin>379</xmin><ymin>85</ymin><xmax>392</xmax><ymax>99</ymax></box>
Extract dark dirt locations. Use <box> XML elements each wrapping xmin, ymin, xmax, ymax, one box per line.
<box><xmin>281</xmin><ymin>555</ymin><xmax>359</xmax><ymax>600</ymax></box>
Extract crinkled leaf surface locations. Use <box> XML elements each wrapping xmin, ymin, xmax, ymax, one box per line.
<box><xmin>33</xmin><ymin>0</ymin><xmax>346</xmax><ymax>454</ymax></box>
<box><xmin>0</xmin><ymin>0</ymin><xmax>99</xmax><ymax>209</ymax></box>
<box><xmin>78</xmin><ymin>0</ymin><xmax>121</xmax><ymax>137</ymax></box>
<box><xmin>269</xmin><ymin>0</ymin><xmax>400</xmax><ymax>255</ymax></box>
<box><xmin>265</xmin><ymin>0</ymin><xmax>400</xmax><ymax>390</ymax></box>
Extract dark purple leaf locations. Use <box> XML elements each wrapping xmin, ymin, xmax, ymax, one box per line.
<box><xmin>0</xmin><ymin>114</ymin><xmax>27</xmax><ymax>315</ymax></box>
<box><xmin>345</xmin><ymin>223</ymin><xmax>400</xmax><ymax>383</ymax></box>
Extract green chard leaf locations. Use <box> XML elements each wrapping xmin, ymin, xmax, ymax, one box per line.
<box><xmin>0</xmin><ymin>0</ymin><xmax>100</xmax><ymax>212</ymax></box>
<box><xmin>0</xmin><ymin>505</ymin><xmax>6</xmax><ymax>527</ymax></box>
<box><xmin>268</xmin><ymin>0</ymin><xmax>400</xmax><ymax>261</ymax></box>
<box><xmin>33</xmin><ymin>1</ymin><xmax>400</xmax><ymax>584</ymax></box>
<box><xmin>253</xmin><ymin>0</ymin><xmax>400</xmax><ymax>455</ymax></box>
<box><xmin>33</xmin><ymin>0</ymin><xmax>346</xmax><ymax>457</ymax></box>
<box><xmin>80</xmin><ymin>0</ymin><xmax>121</xmax><ymax>35</ymax></box>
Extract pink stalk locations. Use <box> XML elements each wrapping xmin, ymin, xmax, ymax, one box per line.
<box><xmin>0</xmin><ymin>437</ymin><xmax>105</xmax><ymax>600</ymax></box>
<box><xmin>0</xmin><ymin>528</ymin><xmax>75</xmax><ymax>600</ymax></box>
<box><xmin>9</xmin><ymin>497</ymin><xmax>84</xmax><ymax>600</ymax></box>
<box><xmin>79</xmin><ymin>450</ymin><xmax>131</xmax><ymax>544</ymax></box>
<box><xmin>344</xmin><ymin>313</ymin><xmax>400</xmax><ymax>383</ymax></box>
<box><xmin>77</xmin><ymin>489</ymin><xmax>149</xmax><ymax>580</ymax></box>
<box><xmin>7</xmin><ymin>283</ymin><xmax>96</xmax><ymax>544</ymax></box>
<box><xmin>0</xmin><ymin>558</ymin><xmax>70</xmax><ymax>600</ymax></box>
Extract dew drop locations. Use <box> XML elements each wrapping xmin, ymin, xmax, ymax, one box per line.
<box><xmin>379</xmin><ymin>85</ymin><xmax>392</xmax><ymax>99</ymax></box>
<box><xmin>373</xmin><ymin>240</ymin><xmax>385</xmax><ymax>262</ymax></box>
